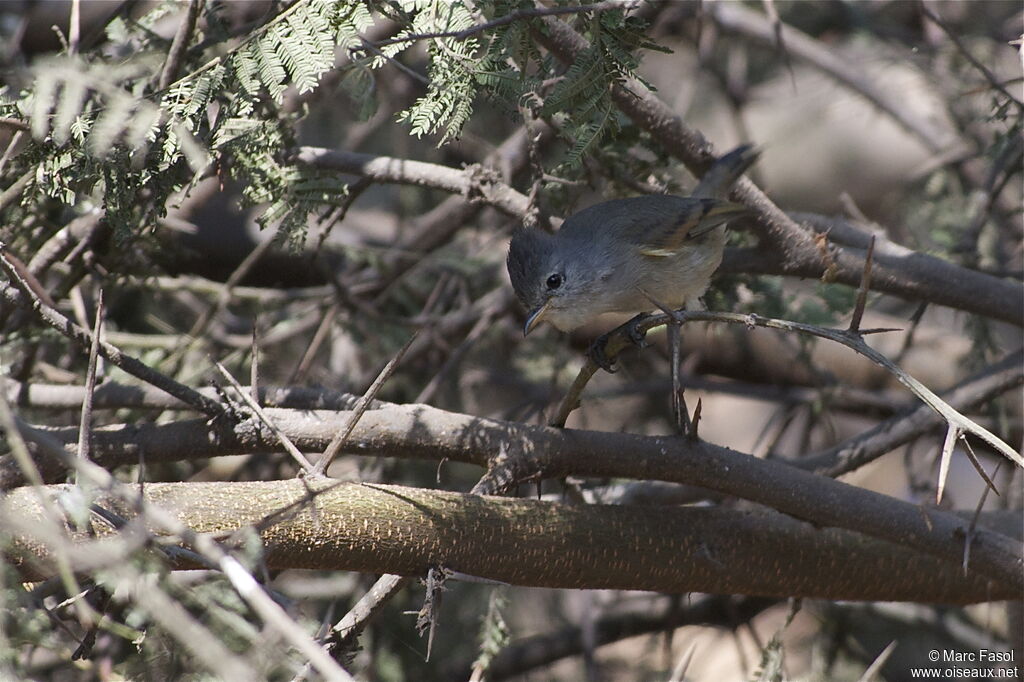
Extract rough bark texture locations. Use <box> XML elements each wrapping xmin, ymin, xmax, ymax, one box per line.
<box><xmin>12</xmin><ymin>402</ymin><xmax>1024</xmax><ymax>589</ymax></box>
<box><xmin>3</xmin><ymin>480</ymin><xmax>1016</xmax><ymax>603</ymax></box>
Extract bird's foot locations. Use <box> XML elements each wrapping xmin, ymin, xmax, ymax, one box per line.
<box><xmin>623</xmin><ymin>313</ymin><xmax>651</xmax><ymax>347</ymax></box>
<box><xmin>587</xmin><ymin>313</ymin><xmax>651</xmax><ymax>373</ymax></box>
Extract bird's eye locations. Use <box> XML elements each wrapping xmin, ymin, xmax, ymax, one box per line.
<box><xmin>546</xmin><ymin>273</ymin><xmax>563</xmax><ymax>290</ymax></box>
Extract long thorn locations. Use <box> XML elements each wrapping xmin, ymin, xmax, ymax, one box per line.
<box><xmin>849</xmin><ymin>235</ymin><xmax>875</xmax><ymax>333</ymax></box>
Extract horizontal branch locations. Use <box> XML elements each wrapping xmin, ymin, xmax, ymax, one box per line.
<box><xmin>3</xmin><ymin>480</ymin><xmax>1014</xmax><ymax>603</ymax></box>
<box><xmin>458</xmin><ymin>596</ymin><xmax>773</xmax><ymax>680</ymax></box>
<box><xmin>2</xmin><ymin>380</ymin><xmax>371</xmax><ymax>412</ymax></box>
<box><xmin>368</xmin><ymin>1</ymin><xmax>635</xmax><ymax>48</ymax></box>
<box><xmin>786</xmin><ymin>214</ymin><xmax>1023</xmax><ymax>327</ymax></box>
<box><xmin>291</xmin><ymin>144</ymin><xmax>1022</xmax><ymax>325</ymax></box>
<box><xmin>3</xmin><ymin>377</ymin><xmax>921</xmax><ymax>419</ymax></box>
<box><xmin>9</xmin><ymin>404</ymin><xmax>1023</xmax><ymax>588</ymax></box>
<box><xmin>288</xmin><ymin>147</ymin><xmax>531</xmax><ymax>219</ymax></box>
<box><xmin>533</xmin><ymin>15</ymin><xmax>1023</xmax><ymax>327</ymax></box>
<box><xmin>549</xmin><ymin>310</ymin><xmax>1021</xmax><ymax>468</ymax></box>
<box><xmin>0</xmin><ymin>281</ymin><xmax>225</xmax><ymax>418</ymax></box>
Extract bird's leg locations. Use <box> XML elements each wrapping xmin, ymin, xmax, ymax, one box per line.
<box><xmin>587</xmin><ymin>313</ymin><xmax>651</xmax><ymax>373</ymax></box>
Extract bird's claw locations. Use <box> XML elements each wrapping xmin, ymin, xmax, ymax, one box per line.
<box><xmin>587</xmin><ymin>314</ymin><xmax>651</xmax><ymax>373</ymax></box>
<box><xmin>587</xmin><ymin>335</ymin><xmax>618</xmax><ymax>373</ymax></box>
<box><xmin>624</xmin><ymin>313</ymin><xmax>650</xmax><ymax>347</ymax></box>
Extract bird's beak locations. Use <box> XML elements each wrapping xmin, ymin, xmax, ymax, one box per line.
<box><xmin>523</xmin><ymin>300</ymin><xmax>551</xmax><ymax>336</ymax></box>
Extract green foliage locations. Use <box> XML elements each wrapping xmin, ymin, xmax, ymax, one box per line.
<box><xmin>750</xmin><ymin>600</ymin><xmax>801</xmax><ymax>682</ymax></box>
<box><xmin>2</xmin><ymin>0</ymin><xmax>666</xmax><ymax>250</ymax></box>
<box><xmin>394</xmin><ymin>1</ymin><xmax>481</xmax><ymax>143</ymax></box>
<box><xmin>541</xmin><ymin>10</ymin><xmax>668</xmax><ymax>169</ymax></box>
<box><xmin>472</xmin><ymin>588</ymin><xmax>510</xmax><ymax>677</ymax></box>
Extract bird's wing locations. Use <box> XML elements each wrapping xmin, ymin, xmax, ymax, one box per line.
<box><xmin>637</xmin><ymin>199</ymin><xmax>747</xmax><ymax>257</ymax></box>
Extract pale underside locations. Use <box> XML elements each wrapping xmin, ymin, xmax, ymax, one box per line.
<box><xmin>542</xmin><ymin>224</ymin><xmax>727</xmax><ymax>332</ymax></box>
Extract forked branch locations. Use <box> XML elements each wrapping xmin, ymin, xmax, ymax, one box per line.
<box><xmin>551</xmin><ymin>310</ymin><xmax>1022</xmax><ymax>474</ymax></box>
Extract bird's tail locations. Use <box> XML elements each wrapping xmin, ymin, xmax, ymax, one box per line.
<box><xmin>691</xmin><ymin>144</ymin><xmax>760</xmax><ymax>199</ymax></box>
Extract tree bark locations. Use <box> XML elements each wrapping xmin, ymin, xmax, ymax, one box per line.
<box><xmin>3</xmin><ymin>480</ymin><xmax>1016</xmax><ymax>603</ymax></box>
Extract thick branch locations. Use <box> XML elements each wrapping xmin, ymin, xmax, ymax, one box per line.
<box><xmin>290</xmin><ymin>143</ymin><xmax>1021</xmax><ymax>324</ymax></box>
<box><xmin>3</xmin><ymin>480</ymin><xmax>1015</xmax><ymax>603</ymax></box>
<box><xmin>785</xmin><ymin>214</ymin><xmax>1023</xmax><ymax>327</ymax></box>
<box><xmin>9</xmin><ymin>404</ymin><xmax>1023</xmax><ymax>588</ymax></box>
<box><xmin>533</xmin><ymin>16</ymin><xmax>1023</xmax><ymax>326</ymax></box>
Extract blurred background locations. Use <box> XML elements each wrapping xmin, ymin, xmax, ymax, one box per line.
<box><xmin>1</xmin><ymin>1</ymin><xmax>1021</xmax><ymax>680</ymax></box>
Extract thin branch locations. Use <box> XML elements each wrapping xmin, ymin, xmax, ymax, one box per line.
<box><xmin>136</xmin><ymin>276</ymin><xmax>332</xmax><ymax>303</ymax></box>
<box><xmin>287</xmin><ymin>302</ymin><xmax>340</xmax><ymax>385</ymax></box>
<box><xmin>416</xmin><ymin>307</ymin><xmax>498</xmax><ymax>404</ymax></box>
<box><xmin>173</xmin><ymin>237</ymin><xmax>277</xmax><ymax>367</ymax></box>
<box><xmin>0</xmin><ymin>117</ymin><xmax>31</xmax><ymax>132</ymax></box>
<box><xmin>958</xmin><ymin>437</ymin><xmax>1000</xmax><ymax>499</ymax></box>
<box><xmin>549</xmin><ymin>360</ymin><xmax>599</xmax><ymax>428</ymax></box>
<box><xmin>216</xmin><ymin>555</ymin><xmax>354</xmax><ymax>681</ymax></box>
<box><xmin>369</xmin><ymin>1</ymin><xmax>639</xmax><ymax>49</ymax></box>
<box><xmin>783</xmin><ymin>212</ymin><xmax>1023</xmax><ymax>327</ymax></box>
<box><xmin>0</xmin><ymin>170</ymin><xmax>34</xmax><ymax>214</ymax></box>
<box><xmin>956</xmin><ymin>137</ymin><xmax>1024</xmax><ymax>256</ymax></box>
<box><xmin>0</xmin><ymin>259</ymin><xmax>225</xmax><ymax>419</ymax></box>
<box><xmin>937</xmin><ymin>424</ymin><xmax>961</xmax><ymax>505</ymax></box>
<box><xmin>848</xmin><ymin>235</ymin><xmax>875</xmax><ymax>333</ymax></box>
<box><xmin>249</xmin><ymin>321</ymin><xmax>259</xmax><ymax>403</ymax></box>
<box><xmin>455</xmin><ymin>595</ymin><xmax>771</xmax><ymax>680</ymax></box>
<box><xmin>288</xmin><ymin>147</ymin><xmax>532</xmax><ymax>219</ymax></box>
<box><xmin>117</xmin><ymin>568</ymin><xmax>259</xmax><ymax>679</ymax></box>
<box><xmin>553</xmin><ymin>309</ymin><xmax>1021</xmax><ymax>470</ymax></box>
<box><xmin>0</xmin><ymin>127</ymin><xmax>24</xmax><ymax>174</ymax></box>
<box><xmin>964</xmin><ymin>462</ymin><xmax>1002</xmax><ymax>574</ymax></box>
<box><xmin>856</xmin><ymin>640</ymin><xmax>899</xmax><ymax>682</ymax></box>
<box><xmin>214</xmin><ymin>362</ymin><xmax>316</xmax><ymax>476</ymax></box>
<box><xmin>918</xmin><ymin>2</ymin><xmax>1024</xmax><ymax>110</ymax></box>
<box><xmin>2</xmin><ymin>380</ymin><xmax>373</xmax><ymax>412</ymax></box>
<box><xmin>759</xmin><ymin>0</ymin><xmax>795</xmax><ymax>90</ymax></box>
<box><xmin>158</xmin><ymin>0</ymin><xmax>204</xmax><ymax>90</ymax></box>
<box><xmin>805</xmin><ymin>349</ymin><xmax>1023</xmax><ymax>476</ymax></box>
<box><xmin>27</xmin><ymin>211</ymin><xmax>105</xmax><ymax>278</ymax></box>
<box><xmin>75</xmin><ymin>289</ymin><xmax>103</xmax><ymax>474</ymax></box>
<box><xmin>333</xmin><ymin>574</ymin><xmax>411</xmax><ymax>646</ymax></box>
<box><xmin>292</xmin><ymin>573</ymin><xmax>413</xmax><ymax>682</ymax></box>
<box><xmin>312</xmin><ymin>331</ymin><xmax>419</xmax><ymax>476</ymax></box>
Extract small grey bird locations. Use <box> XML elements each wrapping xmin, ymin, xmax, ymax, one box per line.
<box><xmin>507</xmin><ymin>145</ymin><xmax>759</xmax><ymax>336</ymax></box>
